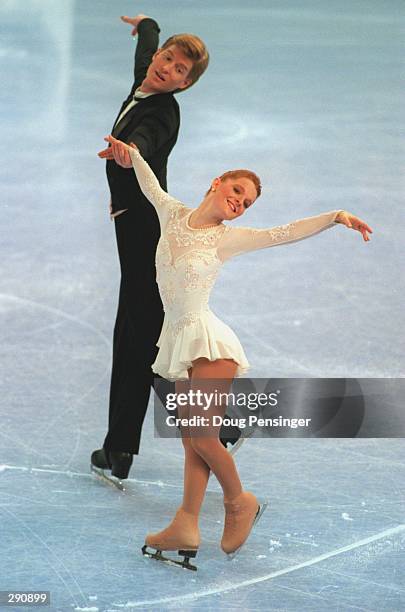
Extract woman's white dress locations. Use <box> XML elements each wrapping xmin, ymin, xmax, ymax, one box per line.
<box><xmin>129</xmin><ymin>147</ymin><xmax>341</xmax><ymax>380</ymax></box>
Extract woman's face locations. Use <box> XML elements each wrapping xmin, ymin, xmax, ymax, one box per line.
<box><xmin>212</xmin><ymin>177</ymin><xmax>258</xmax><ymax>220</ymax></box>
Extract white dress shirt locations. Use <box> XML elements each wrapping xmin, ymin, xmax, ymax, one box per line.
<box><xmin>110</xmin><ymin>88</ymin><xmax>155</xmax><ymax>219</ymax></box>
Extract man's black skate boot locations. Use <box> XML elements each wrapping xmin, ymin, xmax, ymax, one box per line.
<box><xmin>220</xmin><ymin>422</ymin><xmax>256</xmax><ymax>457</ymax></box>
<box><xmin>91</xmin><ymin>448</ymin><xmax>111</xmax><ymax>470</ymax></box>
<box><xmin>91</xmin><ymin>448</ymin><xmax>133</xmax><ymax>479</ymax></box>
<box><xmin>220</xmin><ymin>423</ymin><xmax>243</xmax><ymax>455</ymax></box>
<box><xmin>109</xmin><ymin>451</ymin><xmax>133</xmax><ymax>479</ymax></box>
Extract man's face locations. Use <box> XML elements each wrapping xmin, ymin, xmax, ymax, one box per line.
<box><xmin>141</xmin><ymin>45</ymin><xmax>193</xmax><ymax>94</ymax></box>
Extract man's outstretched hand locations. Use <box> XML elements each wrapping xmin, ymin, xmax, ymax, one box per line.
<box><xmin>98</xmin><ymin>135</ymin><xmax>138</xmax><ymax>168</ymax></box>
<box><xmin>120</xmin><ymin>14</ymin><xmax>150</xmax><ymax>36</ymax></box>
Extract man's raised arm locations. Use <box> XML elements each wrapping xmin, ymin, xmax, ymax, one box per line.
<box><xmin>121</xmin><ymin>14</ymin><xmax>160</xmax><ymax>88</ymax></box>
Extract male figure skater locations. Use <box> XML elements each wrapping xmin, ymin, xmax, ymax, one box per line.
<box><xmin>92</xmin><ymin>14</ymin><xmax>240</xmax><ymax>486</ymax></box>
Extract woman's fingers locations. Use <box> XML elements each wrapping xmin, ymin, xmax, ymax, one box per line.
<box><xmin>353</xmin><ymin>217</ymin><xmax>373</xmax><ymax>241</ymax></box>
<box><xmin>113</xmin><ymin>141</ymin><xmax>125</xmax><ymax>165</ymax></box>
<box><xmin>358</xmin><ymin>225</ymin><xmax>371</xmax><ymax>241</ymax></box>
<box><xmin>104</xmin><ymin>135</ymin><xmax>117</xmax><ymax>145</ymax></box>
<box><xmin>362</xmin><ymin>222</ymin><xmax>373</xmax><ymax>234</ymax></box>
<box><xmin>98</xmin><ymin>147</ymin><xmax>114</xmax><ymax>159</ymax></box>
<box><xmin>336</xmin><ymin>211</ymin><xmax>373</xmax><ymax>241</ymax></box>
<box><xmin>103</xmin><ymin>135</ymin><xmax>132</xmax><ymax>167</ymax></box>
<box><xmin>104</xmin><ymin>135</ymin><xmax>126</xmax><ymax>161</ymax></box>
<box><xmin>342</xmin><ymin>213</ymin><xmax>373</xmax><ymax>241</ymax></box>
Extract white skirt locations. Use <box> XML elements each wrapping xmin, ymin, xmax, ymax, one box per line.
<box><xmin>152</xmin><ymin>309</ymin><xmax>250</xmax><ymax>380</ymax></box>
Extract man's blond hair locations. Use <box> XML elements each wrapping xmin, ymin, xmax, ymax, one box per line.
<box><xmin>161</xmin><ymin>33</ymin><xmax>209</xmax><ymax>91</ymax></box>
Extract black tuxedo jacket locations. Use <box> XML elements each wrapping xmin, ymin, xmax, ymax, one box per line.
<box><xmin>106</xmin><ymin>18</ymin><xmax>180</xmax><ymax>215</ymax></box>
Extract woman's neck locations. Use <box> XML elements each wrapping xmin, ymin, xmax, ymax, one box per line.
<box><xmin>189</xmin><ymin>199</ymin><xmax>223</xmax><ymax>229</ymax></box>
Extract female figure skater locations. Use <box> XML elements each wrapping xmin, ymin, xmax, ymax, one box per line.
<box><xmin>105</xmin><ymin>135</ymin><xmax>372</xmax><ymax>570</ymax></box>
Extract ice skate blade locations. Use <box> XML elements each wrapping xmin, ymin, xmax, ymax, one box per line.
<box><xmin>141</xmin><ymin>545</ymin><xmax>198</xmax><ymax>571</ymax></box>
<box><xmin>208</xmin><ymin>435</ymin><xmax>249</xmax><ymax>481</ymax></box>
<box><xmin>228</xmin><ymin>436</ymin><xmax>245</xmax><ymax>456</ymax></box>
<box><xmin>226</xmin><ymin>501</ymin><xmax>268</xmax><ymax>560</ymax></box>
<box><xmin>229</xmin><ymin>428</ymin><xmax>255</xmax><ymax>457</ymax></box>
<box><xmin>90</xmin><ymin>464</ymin><xmax>126</xmax><ymax>492</ymax></box>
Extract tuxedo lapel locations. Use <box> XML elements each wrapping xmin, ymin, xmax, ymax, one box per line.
<box><xmin>112</xmin><ymin>102</ymin><xmax>142</xmax><ymax>138</ymax></box>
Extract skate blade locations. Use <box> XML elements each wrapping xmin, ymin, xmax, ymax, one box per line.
<box><xmin>228</xmin><ymin>437</ymin><xmax>245</xmax><ymax>456</ymax></box>
<box><xmin>90</xmin><ymin>464</ymin><xmax>126</xmax><ymax>492</ymax></box>
<box><xmin>141</xmin><ymin>545</ymin><xmax>198</xmax><ymax>571</ymax></box>
<box><xmin>227</xmin><ymin>501</ymin><xmax>268</xmax><ymax>561</ymax></box>
<box><xmin>229</xmin><ymin>428</ymin><xmax>255</xmax><ymax>457</ymax></box>
<box><xmin>208</xmin><ymin>434</ymin><xmax>249</xmax><ymax>481</ymax></box>
<box><xmin>208</xmin><ymin>440</ymin><xmax>243</xmax><ymax>481</ymax></box>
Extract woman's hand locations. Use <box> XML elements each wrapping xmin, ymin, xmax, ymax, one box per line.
<box><xmin>335</xmin><ymin>211</ymin><xmax>373</xmax><ymax>242</ymax></box>
<box><xmin>98</xmin><ymin>135</ymin><xmax>138</xmax><ymax>168</ymax></box>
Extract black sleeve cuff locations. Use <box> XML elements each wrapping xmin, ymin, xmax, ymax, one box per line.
<box><xmin>137</xmin><ymin>18</ymin><xmax>160</xmax><ymax>35</ymax></box>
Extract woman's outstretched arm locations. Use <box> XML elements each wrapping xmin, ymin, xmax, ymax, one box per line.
<box><xmin>218</xmin><ymin>210</ymin><xmax>373</xmax><ymax>261</ymax></box>
<box><xmin>104</xmin><ymin>135</ymin><xmax>185</xmax><ymax>226</ymax></box>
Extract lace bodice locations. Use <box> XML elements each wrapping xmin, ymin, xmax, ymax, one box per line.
<box><xmin>128</xmin><ymin>147</ymin><xmax>342</xmax><ymax>320</ymax></box>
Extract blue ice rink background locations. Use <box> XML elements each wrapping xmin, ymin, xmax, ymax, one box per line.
<box><xmin>1</xmin><ymin>1</ymin><xmax>404</xmax><ymax>610</ymax></box>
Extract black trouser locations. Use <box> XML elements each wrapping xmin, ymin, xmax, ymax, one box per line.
<box><xmin>103</xmin><ymin>208</ymin><xmax>163</xmax><ymax>454</ymax></box>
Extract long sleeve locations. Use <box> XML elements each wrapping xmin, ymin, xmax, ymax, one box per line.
<box><xmin>128</xmin><ymin>146</ymin><xmax>185</xmax><ymax>227</ymax></box>
<box><xmin>217</xmin><ymin>210</ymin><xmax>343</xmax><ymax>261</ymax></box>
<box><xmin>133</xmin><ymin>18</ymin><xmax>160</xmax><ymax>89</ymax></box>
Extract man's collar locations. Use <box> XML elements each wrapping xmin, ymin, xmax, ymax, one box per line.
<box><xmin>134</xmin><ymin>87</ymin><xmax>156</xmax><ymax>100</ymax></box>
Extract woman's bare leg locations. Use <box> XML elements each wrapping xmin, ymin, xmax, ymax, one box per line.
<box><xmin>181</xmin><ymin>438</ymin><xmax>211</xmax><ymax>515</ymax></box>
<box><xmin>176</xmin><ymin>379</ymin><xmax>211</xmax><ymax>516</ymax></box>
<box><xmin>187</xmin><ymin>359</ymin><xmax>262</xmax><ymax>555</ymax></box>
<box><xmin>145</xmin><ymin>359</ymin><xmax>260</xmax><ymax>558</ymax></box>
<box><xmin>187</xmin><ymin>358</ymin><xmax>243</xmax><ymax>502</ymax></box>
